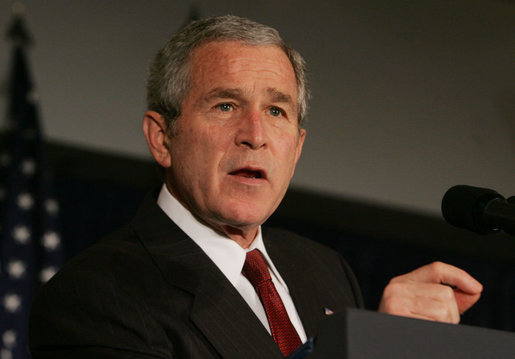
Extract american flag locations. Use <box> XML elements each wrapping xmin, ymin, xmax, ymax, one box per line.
<box><xmin>0</xmin><ymin>15</ymin><xmax>63</xmax><ymax>359</ymax></box>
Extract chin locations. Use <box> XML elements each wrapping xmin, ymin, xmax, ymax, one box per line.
<box><xmin>217</xmin><ymin>203</ymin><xmax>270</xmax><ymax>228</ymax></box>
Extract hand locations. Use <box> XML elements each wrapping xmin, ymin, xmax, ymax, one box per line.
<box><xmin>378</xmin><ymin>261</ymin><xmax>483</xmax><ymax>323</ymax></box>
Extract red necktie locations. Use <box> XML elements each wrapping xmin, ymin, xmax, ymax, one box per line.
<box><xmin>242</xmin><ymin>249</ymin><xmax>302</xmax><ymax>357</ymax></box>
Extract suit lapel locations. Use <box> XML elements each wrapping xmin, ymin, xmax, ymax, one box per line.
<box><xmin>130</xmin><ymin>193</ymin><xmax>283</xmax><ymax>359</ymax></box>
<box><xmin>263</xmin><ymin>229</ymin><xmax>325</xmax><ymax>338</ymax></box>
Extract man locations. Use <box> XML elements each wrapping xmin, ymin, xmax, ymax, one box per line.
<box><xmin>29</xmin><ymin>15</ymin><xmax>482</xmax><ymax>358</ymax></box>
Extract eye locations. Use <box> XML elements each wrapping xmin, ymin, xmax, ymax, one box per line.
<box><xmin>217</xmin><ymin>103</ymin><xmax>233</xmax><ymax>112</ymax></box>
<box><xmin>269</xmin><ymin>106</ymin><xmax>283</xmax><ymax>117</ymax></box>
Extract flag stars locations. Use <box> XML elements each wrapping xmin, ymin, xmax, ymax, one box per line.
<box><xmin>12</xmin><ymin>226</ymin><xmax>31</xmax><ymax>244</ymax></box>
<box><xmin>17</xmin><ymin>192</ymin><xmax>34</xmax><ymax>210</ymax></box>
<box><xmin>40</xmin><ymin>266</ymin><xmax>57</xmax><ymax>283</ymax></box>
<box><xmin>2</xmin><ymin>330</ymin><xmax>17</xmax><ymax>349</ymax></box>
<box><xmin>3</xmin><ymin>294</ymin><xmax>21</xmax><ymax>313</ymax></box>
<box><xmin>0</xmin><ymin>349</ymin><xmax>12</xmax><ymax>359</ymax></box>
<box><xmin>7</xmin><ymin>260</ymin><xmax>26</xmax><ymax>279</ymax></box>
<box><xmin>21</xmin><ymin>158</ymin><xmax>36</xmax><ymax>175</ymax></box>
<box><xmin>42</xmin><ymin>231</ymin><xmax>60</xmax><ymax>250</ymax></box>
<box><xmin>45</xmin><ymin>198</ymin><xmax>59</xmax><ymax>214</ymax></box>
<box><xmin>3</xmin><ymin>20</ymin><xmax>64</xmax><ymax>358</ymax></box>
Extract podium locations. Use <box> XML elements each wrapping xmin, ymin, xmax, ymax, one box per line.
<box><xmin>304</xmin><ymin>309</ymin><xmax>515</xmax><ymax>359</ymax></box>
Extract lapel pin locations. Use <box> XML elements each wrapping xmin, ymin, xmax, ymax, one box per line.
<box><xmin>324</xmin><ymin>307</ymin><xmax>334</xmax><ymax>315</ymax></box>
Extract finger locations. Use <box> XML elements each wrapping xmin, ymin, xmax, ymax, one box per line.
<box><xmin>394</xmin><ymin>262</ymin><xmax>483</xmax><ymax>295</ymax></box>
<box><xmin>454</xmin><ymin>290</ymin><xmax>482</xmax><ymax>314</ymax></box>
<box><xmin>383</xmin><ymin>281</ymin><xmax>456</xmax><ymax>301</ymax></box>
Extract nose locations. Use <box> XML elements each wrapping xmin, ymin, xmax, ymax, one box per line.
<box><xmin>235</xmin><ymin>110</ymin><xmax>266</xmax><ymax>150</ymax></box>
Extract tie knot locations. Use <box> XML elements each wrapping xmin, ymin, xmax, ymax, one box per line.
<box><xmin>242</xmin><ymin>249</ymin><xmax>271</xmax><ymax>287</ymax></box>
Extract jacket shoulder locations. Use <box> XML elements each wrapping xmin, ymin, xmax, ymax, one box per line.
<box><xmin>29</xmin><ymin>225</ymin><xmax>172</xmax><ymax>358</ymax></box>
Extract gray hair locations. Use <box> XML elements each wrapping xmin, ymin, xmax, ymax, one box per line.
<box><xmin>146</xmin><ymin>15</ymin><xmax>309</xmax><ymax>133</ymax></box>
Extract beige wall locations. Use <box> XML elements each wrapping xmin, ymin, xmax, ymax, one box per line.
<box><xmin>0</xmin><ymin>0</ymin><xmax>513</xmax><ymax>215</ymax></box>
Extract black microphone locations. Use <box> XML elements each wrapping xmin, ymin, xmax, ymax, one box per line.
<box><xmin>441</xmin><ymin>185</ymin><xmax>515</xmax><ymax>236</ymax></box>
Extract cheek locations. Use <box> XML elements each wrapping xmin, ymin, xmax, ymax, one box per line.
<box><xmin>179</xmin><ymin>126</ymin><xmax>228</xmax><ymax>179</ymax></box>
<box><xmin>169</xmin><ymin>131</ymin><xmax>203</xmax><ymax>181</ymax></box>
<box><xmin>278</xmin><ymin>139</ymin><xmax>301</xmax><ymax>173</ymax></box>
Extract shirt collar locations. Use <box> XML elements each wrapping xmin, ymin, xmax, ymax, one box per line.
<box><xmin>156</xmin><ymin>184</ymin><xmax>287</xmax><ymax>289</ymax></box>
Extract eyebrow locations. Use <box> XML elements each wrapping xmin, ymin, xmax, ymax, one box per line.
<box><xmin>266</xmin><ymin>88</ymin><xmax>294</xmax><ymax>105</ymax></box>
<box><xmin>204</xmin><ymin>88</ymin><xmax>243</xmax><ymax>102</ymax></box>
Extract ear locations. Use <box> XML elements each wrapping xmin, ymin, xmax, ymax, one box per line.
<box><xmin>143</xmin><ymin>111</ymin><xmax>172</xmax><ymax>168</ymax></box>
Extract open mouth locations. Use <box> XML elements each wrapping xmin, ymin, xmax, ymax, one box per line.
<box><xmin>229</xmin><ymin>168</ymin><xmax>266</xmax><ymax>180</ymax></box>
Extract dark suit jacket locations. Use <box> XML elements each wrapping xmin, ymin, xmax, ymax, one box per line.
<box><xmin>29</xmin><ymin>193</ymin><xmax>363</xmax><ymax>359</ymax></box>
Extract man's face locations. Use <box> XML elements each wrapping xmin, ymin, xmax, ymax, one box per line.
<box><xmin>165</xmin><ymin>41</ymin><xmax>305</xmax><ymax>238</ymax></box>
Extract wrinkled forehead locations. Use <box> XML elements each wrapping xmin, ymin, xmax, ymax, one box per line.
<box><xmin>187</xmin><ymin>40</ymin><xmax>298</xmax><ymax>100</ymax></box>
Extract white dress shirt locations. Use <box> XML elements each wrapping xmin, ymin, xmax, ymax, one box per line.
<box><xmin>157</xmin><ymin>184</ymin><xmax>307</xmax><ymax>343</ymax></box>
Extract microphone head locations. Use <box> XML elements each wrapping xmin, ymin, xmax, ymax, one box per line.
<box><xmin>441</xmin><ymin>185</ymin><xmax>503</xmax><ymax>234</ymax></box>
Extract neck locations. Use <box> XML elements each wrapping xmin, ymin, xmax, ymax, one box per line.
<box><xmin>185</xmin><ymin>209</ymin><xmax>260</xmax><ymax>249</ymax></box>
<box><xmin>221</xmin><ymin>225</ymin><xmax>259</xmax><ymax>249</ymax></box>
<box><xmin>164</xmin><ymin>183</ymin><xmax>260</xmax><ymax>249</ymax></box>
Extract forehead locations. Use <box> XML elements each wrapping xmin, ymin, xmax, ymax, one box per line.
<box><xmin>187</xmin><ymin>41</ymin><xmax>298</xmax><ymax>99</ymax></box>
